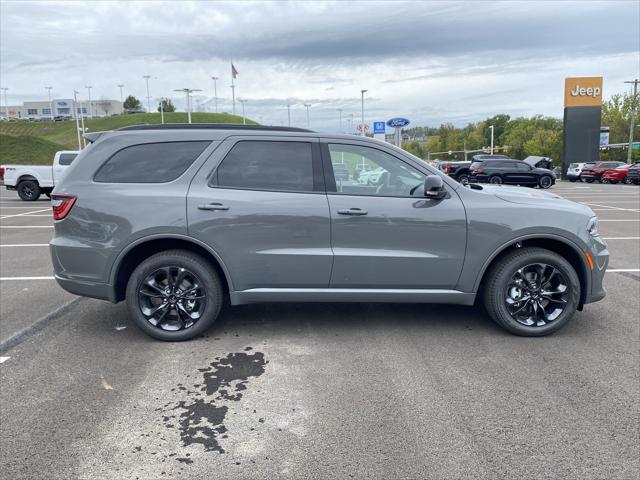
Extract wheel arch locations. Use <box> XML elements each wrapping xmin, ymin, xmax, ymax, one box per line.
<box><xmin>17</xmin><ymin>175</ymin><xmax>38</xmax><ymax>184</ymax></box>
<box><xmin>110</xmin><ymin>234</ymin><xmax>234</xmax><ymax>303</ymax></box>
<box><xmin>474</xmin><ymin>234</ymin><xmax>590</xmax><ymax>306</ymax></box>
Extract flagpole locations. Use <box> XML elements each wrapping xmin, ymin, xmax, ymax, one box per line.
<box><xmin>231</xmin><ymin>61</ymin><xmax>236</xmax><ymax>116</ymax></box>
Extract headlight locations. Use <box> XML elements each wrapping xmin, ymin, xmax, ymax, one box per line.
<box><xmin>587</xmin><ymin>217</ymin><xmax>599</xmax><ymax>237</ymax></box>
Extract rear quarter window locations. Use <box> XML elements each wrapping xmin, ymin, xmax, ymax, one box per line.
<box><xmin>58</xmin><ymin>153</ymin><xmax>77</xmax><ymax>166</ymax></box>
<box><xmin>94</xmin><ymin>141</ymin><xmax>210</xmax><ymax>183</ymax></box>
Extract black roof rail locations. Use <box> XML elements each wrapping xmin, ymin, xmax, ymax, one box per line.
<box><xmin>117</xmin><ymin>123</ymin><xmax>314</xmax><ymax>133</ymax></box>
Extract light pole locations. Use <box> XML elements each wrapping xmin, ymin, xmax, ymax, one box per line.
<box><xmin>238</xmin><ymin>98</ymin><xmax>248</xmax><ymax>124</ymax></box>
<box><xmin>287</xmin><ymin>103</ymin><xmax>291</xmax><ymax>127</ymax></box>
<box><xmin>0</xmin><ymin>87</ymin><xmax>8</xmax><ymax>119</ymax></box>
<box><xmin>304</xmin><ymin>103</ymin><xmax>311</xmax><ymax>129</ymax></box>
<box><xmin>45</xmin><ymin>86</ymin><xmax>53</xmax><ymax>120</ymax></box>
<box><xmin>85</xmin><ymin>85</ymin><xmax>93</xmax><ymax>118</ymax></box>
<box><xmin>73</xmin><ymin>90</ymin><xmax>82</xmax><ymax>150</ymax></box>
<box><xmin>143</xmin><ymin>75</ymin><xmax>151</xmax><ymax>112</ymax></box>
<box><xmin>157</xmin><ymin>98</ymin><xmax>165</xmax><ymax>124</ymax></box>
<box><xmin>117</xmin><ymin>84</ymin><xmax>124</xmax><ymax>103</ymax></box>
<box><xmin>360</xmin><ymin>89</ymin><xmax>367</xmax><ymax>137</ymax></box>
<box><xmin>173</xmin><ymin>88</ymin><xmax>202</xmax><ymax>124</ymax></box>
<box><xmin>211</xmin><ymin>76</ymin><xmax>219</xmax><ymax>113</ymax></box>
<box><xmin>337</xmin><ymin>108</ymin><xmax>343</xmax><ymax>133</ymax></box>
<box><xmin>489</xmin><ymin>125</ymin><xmax>495</xmax><ymax>154</ymax></box>
<box><xmin>625</xmin><ymin>79</ymin><xmax>639</xmax><ymax>164</ymax></box>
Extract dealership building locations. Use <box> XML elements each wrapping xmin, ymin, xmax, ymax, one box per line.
<box><xmin>1</xmin><ymin>98</ymin><xmax>124</xmax><ymax>120</ymax></box>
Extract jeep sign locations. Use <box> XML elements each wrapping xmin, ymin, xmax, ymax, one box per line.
<box><xmin>564</xmin><ymin>77</ymin><xmax>603</xmax><ymax>107</ymax></box>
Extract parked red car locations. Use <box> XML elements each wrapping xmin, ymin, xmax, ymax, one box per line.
<box><xmin>579</xmin><ymin>161</ymin><xmax>625</xmax><ymax>182</ymax></box>
<box><xmin>602</xmin><ymin>163</ymin><xmax>640</xmax><ymax>184</ymax></box>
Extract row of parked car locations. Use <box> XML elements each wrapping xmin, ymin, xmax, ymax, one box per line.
<box><xmin>437</xmin><ymin>154</ymin><xmax>557</xmax><ymax>188</ymax></box>
<box><xmin>567</xmin><ymin>161</ymin><xmax>640</xmax><ymax>185</ymax></box>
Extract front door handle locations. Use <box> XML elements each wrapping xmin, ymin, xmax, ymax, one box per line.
<box><xmin>337</xmin><ymin>208</ymin><xmax>368</xmax><ymax>216</ymax></box>
<box><xmin>198</xmin><ymin>203</ymin><xmax>229</xmax><ymax>211</ymax></box>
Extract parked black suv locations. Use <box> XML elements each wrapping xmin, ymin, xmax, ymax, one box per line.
<box><xmin>470</xmin><ymin>159</ymin><xmax>556</xmax><ymax>188</ymax></box>
<box><xmin>440</xmin><ymin>155</ymin><xmax>510</xmax><ymax>185</ymax></box>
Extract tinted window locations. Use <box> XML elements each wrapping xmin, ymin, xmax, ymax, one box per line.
<box><xmin>514</xmin><ymin>162</ymin><xmax>531</xmax><ymax>170</ymax></box>
<box><xmin>327</xmin><ymin>144</ymin><xmax>426</xmax><ymax>197</ymax></box>
<box><xmin>470</xmin><ymin>161</ymin><xmax>483</xmax><ymax>169</ymax></box>
<box><xmin>95</xmin><ymin>141</ymin><xmax>209</xmax><ymax>183</ymax></box>
<box><xmin>216</xmin><ymin>141</ymin><xmax>314</xmax><ymax>192</ymax></box>
<box><xmin>58</xmin><ymin>153</ymin><xmax>77</xmax><ymax>166</ymax></box>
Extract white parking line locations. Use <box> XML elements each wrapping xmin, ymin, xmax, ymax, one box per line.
<box><xmin>0</xmin><ymin>357</ymin><xmax>10</xmax><ymax>364</ymax></box>
<box><xmin>0</xmin><ymin>276</ymin><xmax>55</xmax><ymax>280</ymax></box>
<box><xmin>603</xmin><ymin>237</ymin><xmax>640</xmax><ymax>240</ymax></box>
<box><xmin>0</xmin><ymin>244</ymin><xmax>49</xmax><ymax>247</ymax></box>
<box><xmin>598</xmin><ymin>219</ymin><xmax>640</xmax><ymax>222</ymax></box>
<box><xmin>608</xmin><ymin>269</ymin><xmax>640</xmax><ymax>273</ymax></box>
<box><xmin>0</xmin><ymin>226</ymin><xmax>53</xmax><ymax>228</ymax></box>
<box><xmin>0</xmin><ymin>208</ymin><xmax>50</xmax><ymax>219</ymax></box>
<box><xmin>584</xmin><ymin>203</ymin><xmax>640</xmax><ymax>212</ymax></box>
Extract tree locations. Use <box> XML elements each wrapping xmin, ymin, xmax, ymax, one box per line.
<box><xmin>123</xmin><ymin>95</ymin><xmax>142</xmax><ymax>112</ymax></box>
<box><xmin>601</xmin><ymin>92</ymin><xmax>639</xmax><ymax>161</ymax></box>
<box><xmin>158</xmin><ymin>98</ymin><xmax>175</xmax><ymax>113</ymax></box>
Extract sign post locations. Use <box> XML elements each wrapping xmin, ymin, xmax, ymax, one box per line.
<box><xmin>373</xmin><ymin>121</ymin><xmax>386</xmax><ymax>142</ymax></box>
<box><xmin>386</xmin><ymin>117</ymin><xmax>410</xmax><ymax>148</ymax></box>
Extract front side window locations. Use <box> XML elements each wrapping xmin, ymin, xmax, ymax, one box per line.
<box><xmin>216</xmin><ymin>141</ymin><xmax>314</xmax><ymax>192</ymax></box>
<box><xmin>514</xmin><ymin>162</ymin><xmax>531</xmax><ymax>170</ymax></box>
<box><xmin>327</xmin><ymin>144</ymin><xmax>426</xmax><ymax>197</ymax></box>
<box><xmin>94</xmin><ymin>141</ymin><xmax>209</xmax><ymax>183</ymax></box>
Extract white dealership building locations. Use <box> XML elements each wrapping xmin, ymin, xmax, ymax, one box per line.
<box><xmin>1</xmin><ymin>98</ymin><xmax>124</xmax><ymax>120</ymax></box>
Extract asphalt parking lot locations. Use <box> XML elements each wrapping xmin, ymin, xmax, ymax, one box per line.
<box><xmin>1</xmin><ymin>183</ymin><xmax>638</xmax><ymax>479</ymax></box>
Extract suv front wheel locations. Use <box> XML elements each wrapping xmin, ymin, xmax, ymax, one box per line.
<box><xmin>126</xmin><ymin>250</ymin><xmax>223</xmax><ymax>341</ymax></box>
<box><xmin>483</xmin><ymin>247</ymin><xmax>580</xmax><ymax>336</ymax></box>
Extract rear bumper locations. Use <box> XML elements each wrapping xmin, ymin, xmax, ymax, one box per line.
<box><xmin>54</xmin><ymin>274</ymin><xmax>116</xmax><ymax>303</ymax></box>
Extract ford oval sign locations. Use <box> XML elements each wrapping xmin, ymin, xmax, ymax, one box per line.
<box><xmin>386</xmin><ymin>117</ymin><xmax>410</xmax><ymax>128</ymax></box>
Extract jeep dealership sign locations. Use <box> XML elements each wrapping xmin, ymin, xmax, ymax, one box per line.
<box><xmin>564</xmin><ymin>77</ymin><xmax>603</xmax><ymax>107</ymax></box>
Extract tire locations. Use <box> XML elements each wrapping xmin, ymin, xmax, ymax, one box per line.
<box><xmin>623</xmin><ymin>176</ymin><xmax>633</xmax><ymax>185</ymax></box>
<box><xmin>457</xmin><ymin>174</ymin><xmax>470</xmax><ymax>186</ymax></box>
<box><xmin>489</xmin><ymin>175</ymin><xmax>503</xmax><ymax>185</ymax></box>
<box><xmin>483</xmin><ymin>247</ymin><xmax>580</xmax><ymax>337</ymax></box>
<box><xmin>17</xmin><ymin>180</ymin><xmax>41</xmax><ymax>201</ymax></box>
<box><xmin>584</xmin><ymin>178</ymin><xmax>594</xmax><ymax>183</ymax></box>
<box><xmin>538</xmin><ymin>175</ymin><xmax>553</xmax><ymax>189</ymax></box>
<box><xmin>601</xmin><ymin>178</ymin><xmax>609</xmax><ymax>184</ymax></box>
<box><xmin>125</xmin><ymin>250</ymin><xmax>224</xmax><ymax>341</ymax></box>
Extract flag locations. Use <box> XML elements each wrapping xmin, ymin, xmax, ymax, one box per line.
<box><xmin>231</xmin><ymin>63</ymin><xmax>238</xmax><ymax>79</ymax></box>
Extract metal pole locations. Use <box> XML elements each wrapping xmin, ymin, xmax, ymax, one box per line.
<box><xmin>143</xmin><ymin>75</ymin><xmax>151</xmax><ymax>112</ymax></box>
<box><xmin>85</xmin><ymin>86</ymin><xmax>92</xmax><ymax>118</ymax></box>
<box><xmin>625</xmin><ymin>79</ymin><xmax>639</xmax><ymax>163</ymax></box>
<box><xmin>186</xmin><ymin>91</ymin><xmax>191</xmax><ymax>124</ymax></box>
<box><xmin>360</xmin><ymin>89</ymin><xmax>367</xmax><ymax>136</ymax></box>
<box><xmin>337</xmin><ymin>108</ymin><xmax>343</xmax><ymax>133</ymax></box>
<box><xmin>231</xmin><ymin>80</ymin><xmax>236</xmax><ymax>115</ymax></box>
<box><xmin>238</xmin><ymin>99</ymin><xmax>247</xmax><ymax>125</ymax></box>
<box><xmin>45</xmin><ymin>87</ymin><xmax>53</xmax><ymax>120</ymax></box>
<box><xmin>211</xmin><ymin>76</ymin><xmax>218</xmax><ymax>113</ymax></box>
<box><xmin>117</xmin><ymin>84</ymin><xmax>124</xmax><ymax>103</ymax></box>
<box><xmin>287</xmin><ymin>103</ymin><xmax>291</xmax><ymax>127</ymax></box>
<box><xmin>159</xmin><ymin>98</ymin><xmax>164</xmax><ymax>124</ymax></box>
<box><xmin>73</xmin><ymin>90</ymin><xmax>82</xmax><ymax>150</ymax></box>
<box><xmin>80</xmin><ymin>101</ymin><xmax>86</xmax><ymax>147</ymax></box>
<box><xmin>1</xmin><ymin>88</ymin><xmax>8</xmax><ymax>119</ymax></box>
<box><xmin>489</xmin><ymin>125</ymin><xmax>494</xmax><ymax>154</ymax></box>
<box><xmin>304</xmin><ymin>103</ymin><xmax>311</xmax><ymax>128</ymax></box>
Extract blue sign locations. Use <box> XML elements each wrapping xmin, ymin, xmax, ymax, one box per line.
<box><xmin>386</xmin><ymin>117</ymin><xmax>410</xmax><ymax>128</ymax></box>
<box><xmin>373</xmin><ymin>121</ymin><xmax>386</xmax><ymax>134</ymax></box>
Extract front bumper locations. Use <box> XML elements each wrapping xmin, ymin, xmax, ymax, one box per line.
<box><xmin>585</xmin><ymin>235</ymin><xmax>609</xmax><ymax>304</ymax></box>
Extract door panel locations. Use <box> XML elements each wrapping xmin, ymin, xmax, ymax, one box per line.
<box><xmin>187</xmin><ymin>137</ymin><xmax>332</xmax><ymax>291</ymax></box>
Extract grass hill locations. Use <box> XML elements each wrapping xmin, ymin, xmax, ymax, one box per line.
<box><xmin>0</xmin><ymin>112</ymin><xmax>255</xmax><ymax>165</ymax></box>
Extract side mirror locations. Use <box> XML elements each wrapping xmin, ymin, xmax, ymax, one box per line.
<box><xmin>424</xmin><ymin>175</ymin><xmax>447</xmax><ymax>199</ymax></box>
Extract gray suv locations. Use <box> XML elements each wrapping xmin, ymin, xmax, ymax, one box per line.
<box><xmin>50</xmin><ymin>124</ymin><xmax>608</xmax><ymax>340</ymax></box>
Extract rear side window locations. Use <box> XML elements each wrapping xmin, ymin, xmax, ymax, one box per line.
<box><xmin>215</xmin><ymin>141</ymin><xmax>314</xmax><ymax>192</ymax></box>
<box><xmin>58</xmin><ymin>153</ymin><xmax>77</xmax><ymax>166</ymax></box>
<box><xmin>94</xmin><ymin>141</ymin><xmax>209</xmax><ymax>183</ymax></box>
<box><xmin>470</xmin><ymin>161</ymin><xmax>483</xmax><ymax>169</ymax></box>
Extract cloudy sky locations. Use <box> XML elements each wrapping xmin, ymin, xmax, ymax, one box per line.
<box><xmin>1</xmin><ymin>0</ymin><xmax>638</xmax><ymax>131</ymax></box>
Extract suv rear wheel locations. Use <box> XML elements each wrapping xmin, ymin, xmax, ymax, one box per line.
<box><xmin>17</xmin><ymin>180</ymin><xmax>41</xmax><ymax>201</ymax></box>
<box><xmin>489</xmin><ymin>175</ymin><xmax>502</xmax><ymax>184</ymax></box>
<box><xmin>483</xmin><ymin>247</ymin><xmax>580</xmax><ymax>336</ymax></box>
<box><xmin>126</xmin><ymin>250</ymin><xmax>223</xmax><ymax>341</ymax></box>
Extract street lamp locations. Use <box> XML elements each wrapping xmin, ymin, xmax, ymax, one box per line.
<box><xmin>337</xmin><ymin>108</ymin><xmax>343</xmax><ymax>133</ymax></box>
<box><xmin>143</xmin><ymin>75</ymin><xmax>151</xmax><ymax>112</ymax></box>
<box><xmin>157</xmin><ymin>98</ymin><xmax>165</xmax><ymax>124</ymax></box>
<box><xmin>73</xmin><ymin>90</ymin><xmax>82</xmax><ymax>150</ymax></box>
<box><xmin>624</xmin><ymin>79</ymin><xmax>639</xmax><ymax>164</ymax></box>
<box><xmin>238</xmin><ymin>98</ymin><xmax>248</xmax><ymax>125</ymax></box>
<box><xmin>85</xmin><ymin>85</ymin><xmax>93</xmax><ymax>118</ymax></box>
<box><xmin>360</xmin><ymin>89</ymin><xmax>367</xmax><ymax>137</ymax></box>
<box><xmin>489</xmin><ymin>125</ymin><xmax>495</xmax><ymax>154</ymax></box>
<box><xmin>0</xmin><ymin>87</ymin><xmax>8</xmax><ymax>120</ymax></box>
<box><xmin>287</xmin><ymin>103</ymin><xmax>291</xmax><ymax>127</ymax></box>
<box><xmin>211</xmin><ymin>76</ymin><xmax>219</xmax><ymax>113</ymax></box>
<box><xmin>117</xmin><ymin>84</ymin><xmax>124</xmax><ymax>103</ymax></box>
<box><xmin>173</xmin><ymin>88</ymin><xmax>202</xmax><ymax>124</ymax></box>
<box><xmin>304</xmin><ymin>103</ymin><xmax>311</xmax><ymax>129</ymax></box>
<box><xmin>45</xmin><ymin>86</ymin><xmax>53</xmax><ymax>120</ymax></box>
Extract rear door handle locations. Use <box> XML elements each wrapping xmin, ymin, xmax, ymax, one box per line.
<box><xmin>337</xmin><ymin>208</ymin><xmax>368</xmax><ymax>216</ymax></box>
<box><xmin>198</xmin><ymin>203</ymin><xmax>229</xmax><ymax>211</ymax></box>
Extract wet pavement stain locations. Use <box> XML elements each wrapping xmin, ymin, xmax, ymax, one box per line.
<box><xmin>157</xmin><ymin>349</ymin><xmax>267</xmax><ymax>458</ymax></box>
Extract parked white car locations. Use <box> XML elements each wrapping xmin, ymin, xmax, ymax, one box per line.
<box><xmin>0</xmin><ymin>150</ymin><xmax>79</xmax><ymax>201</ymax></box>
<box><xmin>566</xmin><ymin>162</ymin><xmax>586</xmax><ymax>182</ymax></box>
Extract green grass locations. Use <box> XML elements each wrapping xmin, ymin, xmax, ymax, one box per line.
<box><xmin>0</xmin><ymin>112</ymin><xmax>255</xmax><ymax>165</ymax></box>
<box><xmin>0</xmin><ymin>135</ymin><xmax>68</xmax><ymax>165</ymax></box>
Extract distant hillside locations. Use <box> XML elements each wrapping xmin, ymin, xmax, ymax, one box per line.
<box><xmin>0</xmin><ymin>112</ymin><xmax>255</xmax><ymax>165</ymax></box>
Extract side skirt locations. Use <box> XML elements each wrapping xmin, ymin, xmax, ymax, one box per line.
<box><xmin>230</xmin><ymin>288</ymin><xmax>476</xmax><ymax>306</ymax></box>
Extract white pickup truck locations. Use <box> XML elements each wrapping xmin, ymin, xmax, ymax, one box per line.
<box><xmin>0</xmin><ymin>150</ymin><xmax>79</xmax><ymax>201</ymax></box>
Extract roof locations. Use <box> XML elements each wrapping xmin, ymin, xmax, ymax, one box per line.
<box><xmin>117</xmin><ymin>123</ymin><xmax>314</xmax><ymax>133</ymax></box>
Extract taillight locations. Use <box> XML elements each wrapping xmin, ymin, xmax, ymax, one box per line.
<box><xmin>445</xmin><ymin>165</ymin><xmax>452</xmax><ymax>173</ymax></box>
<box><xmin>0</xmin><ymin>167</ymin><xmax>4</xmax><ymax>181</ymax></box>
<box><xmin>51</xmin><ymin>194</ymin><xmax>76</xmax><ymax>220</ymax></box>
